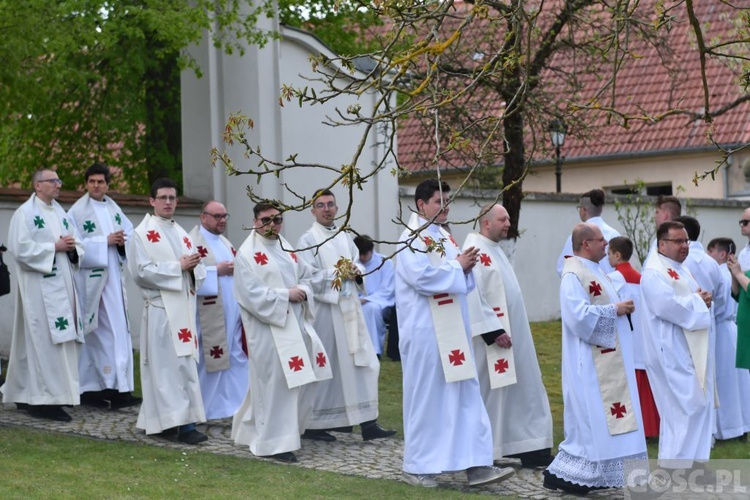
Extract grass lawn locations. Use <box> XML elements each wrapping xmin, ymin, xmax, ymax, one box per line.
<box><xmin>1</xmin><ymin>320</ymin><xmax>749</xmax><ymax>498</ymax></box>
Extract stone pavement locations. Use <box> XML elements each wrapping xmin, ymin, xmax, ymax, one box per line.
<box><xmin>0</xmin><ymin>402</ymin><xmax>622</xmax><ymax>498</ymax></box>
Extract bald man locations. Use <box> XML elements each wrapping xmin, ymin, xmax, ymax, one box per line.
<box><xmin>189</xmin><ymin>201</ymin><xmax>249</xmax><ymax>420</ymax></box>
<box><xmin>464</xmin><ymin>203</ymin><xmax>553</xmax><ymax>467</ymax></box>
<box><xmin>544</xmin><ymin>223</ymin><xmax>646</xmax><ymax>494</ymax></box>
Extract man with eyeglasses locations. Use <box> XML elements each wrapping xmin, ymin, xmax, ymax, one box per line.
<box><xmin>232</xmin><ymin>202</ymin><xmax>331</xmax><ymax>463</ymax></box>
<box><xmin>296</xmin><ymin>188</ymin><xmax>395</xmax><ymax>442</ymax></box>
<box><xmin>545</xmin><ymin>223</ymin><xmax>644</xmax><ymax>494</ymax></box>
<box><xmin>3</xmin><ymin>169</ymin><xmax>84</xmax><ymax>422</ymax></box>
<box><xmin>736</xmin><ymin>208</ymin><xmax>750</xmax><ymax>271</ymax></box>
<box><xmin>129</xmin><ymin>178</ymin><xmax>208</xmax><ymax>445</ymax></box>
<box><xmin>68</xmin><ymin>163</ymin><xmax>140</xmax><ymax>410</ymax></box>
<box><xmin>640</xmin><ymin>221</ymin><xmax>714</xmax><ymax>465</ymax></box>
<box><xmin>188</xmin><ymin>201</ymin><xmax>248</xmax><ymax>421</ymax></box>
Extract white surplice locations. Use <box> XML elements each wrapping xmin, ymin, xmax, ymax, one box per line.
<box><xmin>556</xmin><ymin>216</ymin><xmax>620</xmax><ymax>277</ymax></box>
<box><xmin>191</xmin><ymin>226</ymin><xmax>248</xmax><ymax>420</ymax></box>
<box><xmin>129</xmin><ymin>215</ymin><xmax>206</xmax><ymax>434</ymax></box>
<box><xmin>463</xmin><ymin>233</ymin><xmax>553</xmax><ymax>459</ymax></box>
<box><xmin>69</xmin><ymin>194</ymin><xmax>134</xmax><ymax>394</ymax></box>
<box><xmin>640</xmin><ymin>254</ymin><xmax>713</xmax><ymax>461</ymax></box>
<box><xmin>297</xmin><ymin>223</ymin><xmax>379</xmax><ymax>428</ymax></box>
<box><xmin>1</xmin><ymin>194</ymin><xmax>84</xmax><ymax>406</ymax></box>
<box><xmin>396</xmin><ymin>220</ymin><xmax>493</xmax><ymax>475</ymax></box>
<box><xmin>358</xmin><ymin>252</ymin><xmax>395</xmax><ymax>355</ymax></box>
<box><xmin>231</xmin><ymin>231</ymin><xmax>322</xmax><ymax>456</ymax></box>
<box><xmin>549</xmin><ymin>257</ymin><xmax>646</xmax><ymax>488</ymax></box>
<box><xmin>713</xmin><ymin>262</ymin><xmax>750</xmax><ymax>438</ymax></box>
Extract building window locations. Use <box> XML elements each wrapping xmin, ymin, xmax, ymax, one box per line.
<box><xmin>609</xmin><ymin>183</ymin><xmax>672</xmax><ymax>196</ymax></box>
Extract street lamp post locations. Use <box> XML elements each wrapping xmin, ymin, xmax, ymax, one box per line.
<box><xmin>548</xmin><ymin>119</ymin><xmax>568</xmax><ymax>193</ymax></box>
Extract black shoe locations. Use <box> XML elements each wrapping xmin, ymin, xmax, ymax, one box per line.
<box><xmin>301</xmin><ymin>429</ymin><xmax>337</xmax><ymax>442</ymax></box>
<box><xmin>80</xmin><ymin>391</ymin><xmax>110</xmax><ymax>409</ymax></box>
<box><xmin>542</xmin><ymin>470</ymin><xmax>592</xmax><ymax>495</ymax></box>
<box><xmin>178</xmin><ymin>429</ymin><xmax>208</xmax><ymax>445</ymax></box>
<box><xmin>265</xmin><ymin>452</ymin><xmax>298</xmax><ymax>463</ymax></box>
<box><xmin>16</xmin><ymin>402</ymin><xmax>30</xmax><ymax>411</ymax></box>
<box><xmin>326</xmin><ymin>426</ymin><xmax>354</xmax><ymax>433</ymax></box>
<box><xmin>361</xmin><ymin>422</ymin><xmax>396</xmax><ymax>441</ymax></box>
<box><xmin>109</xmin><ymin>392</ymin><xmax>143</xmax><ymax>409</ymax></box>
<box><xmin>155</xmin><ymin>427</ymin><xmax>179</xmax><ymax>438</ymax></box>
<box><xmin>507</xmin><ymin>449</ymin><xmax>555</xmax><ymax>468</ymax></box>
<box><xmin>28</xmin><ymin>405</ymin><xmax>72</xmax><ymax>422</ymax></box>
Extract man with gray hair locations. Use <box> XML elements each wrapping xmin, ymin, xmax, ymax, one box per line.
<box><xmin>2</xmin><ymin>169</ymin><xmax>84</xmax><ymax>422</ymax></box>
<box><xmin>464</xmin><ymin>203</ymin><xmax>554</xmax><ymax>467</ymax></box>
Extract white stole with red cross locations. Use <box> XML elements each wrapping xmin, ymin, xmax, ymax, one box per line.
<box><xmin>464</xmin><ymin>233</ymin><xmax>517</xmax><ymax>389</ymax></box>
<box><xmin>134</xmin><ymin>214</ymin><xmax>199</xmax><ymax>359</ymax></box>
<box><xmin>644</xmin><ymin>254</ymin><xmax>709</xmax><ymax>390</ymax></box>
<box><xmin>241</xmin><ymin>230</ymin><xmax>332</xmax><ymax>388</ymax></box>
<box><xmin>409</xmin><ymin>214</ymin><xmax>476</xmax><ymax>383</ymax></box>
<box><xmin>563</xmin><ymin>256</ymin><xmax>638</xmax><ymax>435</ymax></box>
<box><xmin>189</xmin><ymin>225</ymin><xmax>234</xmax><ymax>372</ymax></box>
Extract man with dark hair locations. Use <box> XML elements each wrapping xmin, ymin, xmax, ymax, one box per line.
<box><xmin>129</xmin><ymin>178</ymin><xmax>208</xmax><ymax>445</ymax></box>
<box><xmin>641</xmin><ymin>221</ymin><xmax>714</xmax><ymax>464</ymax></box>
<box><xmin>396</xmin><ymin>180</ymin><xmax>513</xmax><ymax>488</ymax></box>
<box><xmin>232</xmin><ymin>203</ymin><xmax>331</xmax><ymax>463</ymax></box>
<box><xmin>296</xmin><ymin>188</ymin><xmax>394</xmax><ymax>442</ymax></box>
<box><xmin>708</xmin><ymin>236</ymin><xmax>750</xmax><ymax>440</ymax></box>
<box><xmin>545</xmin><ymin>223</ymin><xmax>645</xmax><ymax>494</ymax></box>
<box><xmin>189</xmin><ymin>201</ymin><xmax>248</xmax><ymax>420</ymax></box>
<box><xmin>68</xmin><ymin>163</ymin><xmax>139</xmax><ymax>410</ymax></box>
<box><xmin>655</xmin><ymin>196</ymin><xmax>682</xmax><ymax>226</ymax></box>
<box><xmin>556</xmin><ymin>188</ymin><xmax>620</xmax><ymax>276</ymax></box>
<box><xmin>353</xmin><ymin>234</ymin><xmax>395</xmax><ymax>357</ymax></box>
<box><xmin>2</xmin><ymin>169</ymin><xmax>84</xmax><ymax>422</ymax></box>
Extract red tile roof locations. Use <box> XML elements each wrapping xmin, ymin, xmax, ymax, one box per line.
<box><xmin>397</xmin><ymin>0</ymin><xmax>750</xmax><ymax>174</ymax></box>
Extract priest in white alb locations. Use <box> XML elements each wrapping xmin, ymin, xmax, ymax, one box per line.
<box><xmin>129</xmin><ymin>178</ymin><xmax>208</xmax><ymax>445</ymax></box>
<box><xmin>232</xmin><ymin>202</ymin><xmax>331</xmax><ymax>463</ymax></box>
<box><xmin>396</xmin><ymin>179</ymin><xmax>513</xmax><ymax>489</ymax></box>
<box><xmin>2</xmin><ymin>169</ymin><xmax>84</xmax><ymax>422</ymax></box>
<box><xmin>464</xmin><ymin>203</ymin><xmax>554</xmax><ymax>467</ymax></box>
<box><xmin>296</xmin><ymin>189</ymin><xmax>394</xmax><ymax>442</ymax></box>
<box><xmin>353</xmin><ymin>234</ymin><xmax>395</xmax><ymax>356</ymax></box>
<box><xmin>544</xmin><ymin>223</ymin><xmax>646</xmax><ymax>495</ymax></box>
<box><xmin>640</xmin><ymin>221</ymin><xmax>714</xmax><ymax>464</ymax></box>
<box><xmin>190</xmin><ymin>201</ymin><xmax>248</xmax><ymax>420</ymax></box>
<box><xmin>68</xmin><ymin>163</ymin><xmax>140</xmax><ymax>410</ymax></box>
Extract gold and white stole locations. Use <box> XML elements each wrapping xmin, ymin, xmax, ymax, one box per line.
<box><xmin>563</xmin><ymin>256</ymin><xmax>638</xmax><ymax>435</ymax></box>
<box><xmin>241</xmin><ymin>231</ymin><xmax>331</xmax><ymax>388</ymax></box>
<box><xmin>308</xmin><ymin>223</ymin><xmax>372</xmax><ymax>367</ymax></box>
<box><xmin>189</xmin><ymin>226</ymin><xmax>232</xmax><ymax>372</ymax></box>
<box><xmin>134</xmin><ymin>214</ymin><xmax>198</xmax><ymax>359</ymax></box>
<box><xmin>644</xmin><ymin>254</ymin><xmax>709</xmax><ymax>390</ymax></box>
<box><xmin>407</xmin><ymin>213</ymin><xmax>476</xmax><ymax>383</ymax></box>
<box><xmin>464</xmin><ymin>233</ymin><xmax>517</xmax><ymax>388</ymax></box>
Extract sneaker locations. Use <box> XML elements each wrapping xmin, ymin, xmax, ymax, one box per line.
<box><xmin>466</xmin><ymin>465</ymin><xmax>514</xmax><ymax>486</ymax></box>
<box><xmin>402</xmin><ymin>472</ymin><xmax>438</xmax><ymax>488</ymax></box>
<box><xmin>361</xmin><ymin>423</ymin><xmax>396</xmax><ymax>441</ymax></box>
<box><xmin>178</xmin><ymin>429</ymin><xmax>208</xmax><ymax>445</ymax></box>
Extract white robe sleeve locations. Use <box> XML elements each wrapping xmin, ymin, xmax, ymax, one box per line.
<box><xmin>557</xmin><ymin>236</ymin><xmax>574</xmax><ymax>277</ymax></box>
<box><xmin>296</xmin><ymin>231</ymin><xmax>339</xmax><ymax>304</ymax></box>
<box><xmin>641</xmin><ymin>269</ymin><xmax>711</xmax><ymax>331</ymax></box>
<box><xmin>396</xmin><ymin>244</ymin><xmax>472</xmax><ymax>296</ymax></box>
<box><xmin>560</xmin><ymin>273</ymin><xmax>618</xmax><ymax>348</ymax></box>
<box><xmin>128</xmin><ymin>232</ymin><xmax>183</xmax><ymax>292</ymax></box>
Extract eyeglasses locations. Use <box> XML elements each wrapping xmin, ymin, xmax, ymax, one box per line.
<box><xmin>584</xmin><ymin>237</ymin><xmax>606</xmax><ymax>243</ymax></box>
<box><xmin>740</xmin><ymin>220</ymin><xmax>750</xmax><ymax>227</ymax></box>
<box><xmin>203</xmin><ymin>212</ymin><xmax>230</xmax><ymax>221</ymax></box>
<box><xmin>662</xmin><ymin>238</ymin><xmax>690</xmax><ymax>245</ymax></box>
<box><xmin>314</xmin><ymin>202</ymin><xmax>336</xmax><ymax>209</ymax></box>
<box><xmin>154</xmin><ymin>195</ymin><xmax>177</xmax><ymax>202</ymax></box>
<box><xmin>259</xmin><ymin>216</ymin><xmax>284</xmax><ymax>225</ymax></box>
<box><xmin>38</xmin><ymin>178</ymin><xmax>63</xmax><ymax>186</ymax></box>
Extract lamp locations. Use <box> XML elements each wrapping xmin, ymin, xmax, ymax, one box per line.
<box><xmin>548</xmin><ymin>119</ymin><xmax>568</xmax><ymax>193</ymax></box>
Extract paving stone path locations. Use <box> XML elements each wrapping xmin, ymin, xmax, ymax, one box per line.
<box><xmin>0</xmin><ymin>402</ymin><xmax>622</xmax><ymax>498</ymax></box>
